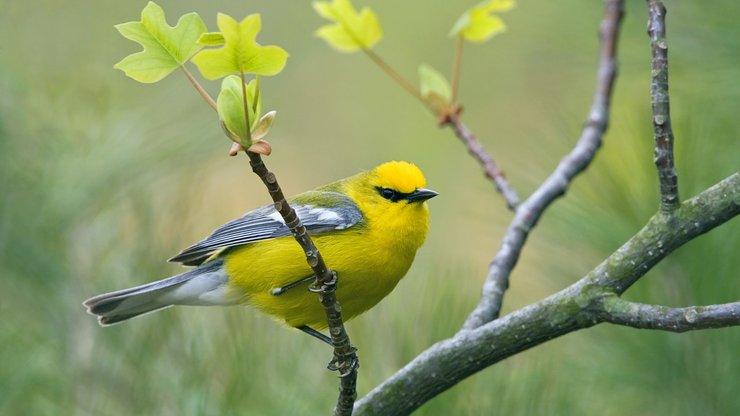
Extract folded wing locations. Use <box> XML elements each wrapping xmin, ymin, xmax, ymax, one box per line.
<box><xmin>169</xmin><ymin>191</ymin><xmax>364</xmax><ymax>266</ymax></box>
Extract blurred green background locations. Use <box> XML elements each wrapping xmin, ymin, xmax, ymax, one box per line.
<box><xmin>1</xmin><ymin>0</ymin><xmax>738</xmax><ymax>414</ymax></box>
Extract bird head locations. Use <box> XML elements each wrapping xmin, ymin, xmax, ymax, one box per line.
<box><xmin>345</xmin><ymin>161</ymin><xmax>437</xmax><ymax>247</ymax></box>
<box><xmin>369</xmin><ymin>161</ymin><xmax>438</xmax><ymax>205</ymax></box>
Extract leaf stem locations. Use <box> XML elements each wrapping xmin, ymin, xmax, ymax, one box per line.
<box><xmin>252</xmin><ymin>75</ymin><xmax>261</xmax><ymax>114</ymax></box>
<box><xmin>362</xmin><ymin>48</ymin><xmax>425</xmax><ymax>104</ymax></box>
<box><xmin>331</xmin><ymin>13</ymin><xmax>425</xmax><ymax>105</ymax></box>
<box><xmin>240</xmin><ymin>72</ymin><xmax>253</xmax><ymax>144</ymax></box>
<box><xmin>451</xmin><ymin>36</ymin><xmax>464</xmax><ymax>105</ymax></box>
<box><xmin>180</xmin><ymin>66</ymin><xmax>217</xmax><ymax>111</ymax></box>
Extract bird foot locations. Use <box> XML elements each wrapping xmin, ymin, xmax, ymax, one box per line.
<box><xmin>327</xmin><ymin>348</ymin><xmax>359</xmax><ymax>377</ymax></box>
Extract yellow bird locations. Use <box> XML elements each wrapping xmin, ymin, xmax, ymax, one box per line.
<box><xmin>84</xmin><ymin>161</ymin><xmax>437</xmax><ymax>342</ymax></box>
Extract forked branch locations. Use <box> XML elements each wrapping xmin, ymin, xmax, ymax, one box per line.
<box><xmin>356</xmin><ymin>173</ymin><xmax>739</xmax><ymax>416</ymax></box>
<box><xmin>462</xmin><ymin>0</ymin><xmax>625</xmax><ymax>330</ymax></box>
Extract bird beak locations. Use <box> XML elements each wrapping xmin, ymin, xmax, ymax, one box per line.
<box><xmin>407</xmin><ymin>188</ymin><xmax>439</xmax><ymax>203</ymax></box>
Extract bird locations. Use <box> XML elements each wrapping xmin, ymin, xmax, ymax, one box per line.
<box><xmin>83</xmin><ymin>161</ymin><xmax>437</xmax><ymax>343</ymax></box>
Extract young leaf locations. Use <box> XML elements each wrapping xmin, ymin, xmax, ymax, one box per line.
<box><xmin>419</xmin><ymin>64</ymin><xmax>452</xmax><ymax>102</ymax></box>
<box><xmin>114</xmin><ymin>1</ymin><xmax>206</xmax><ymax>83</ymax></box>
<box><xmin>450</xmin><ymin>0</ymin><xmax>515</xmax><ymax>43</ymax></box>
<box><xmin>251</xmin><ymin>111</ymin><xmax>277</xmax><ymax>142</ymax></box>
<box><xmin>418</xmin><ymin>64</ymin><xmax>453</xmax><ymax>115</ymax></box>
<box><xmin>217</xmin><ymin>75</ymin><xmax>262</xmax><ymax>144</ymax></box>
<box><xmin>313</xmin><ymin>0</ymin><xmax>382</xmax><ymax>52</ymax></box>
<box><xmin>191</xmin><ymin>14</ymin><xmax>289</xmax><ymax>80</ymax></box>
<box><xmin>229</xmin><ymin>142</ymin><xmax>244</xmax><ymax>156</ymax></box>
<box><xmin>248</xmin><ymin>139</ymin><xmax>273</xmax><ymax>156</ymax></box>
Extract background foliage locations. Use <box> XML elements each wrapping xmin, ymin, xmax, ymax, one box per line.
<box><xmin>0</xmin><ymin>1</ymin><xmax>737</xmax><ymax>414</ymax></box>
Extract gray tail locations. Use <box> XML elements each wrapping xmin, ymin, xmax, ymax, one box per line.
<box><xmin>83</xmin><ymin>260</ymin><xmax>231</xmax><ymax>326</ymax></box>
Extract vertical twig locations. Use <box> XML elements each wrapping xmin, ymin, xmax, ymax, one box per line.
<box><xmin>246</xmin><ymin>153</ymin><xmax>358</xmax><ymax>415</ymax></box>
<box><xmin>647</xmin><ymin>0</ymin><xmax>680</xmax><ymax>213</ymax></box>
<box><xmin>461</xmin><ymin>0</ymin><xmax>624</xmax><ymax>330</ymax></box>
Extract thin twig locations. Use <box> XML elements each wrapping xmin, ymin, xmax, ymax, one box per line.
<box><xmin>181</xmin><ymin>66</ymin><xmax>217</xmax><ymax>111</ymax></box>
<box><xmin>461</xmin><ymin>0</ymin><xmax>625</xmax><ymax>330</ymax></box>
<box><xmin>355</xmin><ymin>172</ymin><xmax>740</xmax><ymax>416</ymax></box>
<box><xmin>246</xmin><ymin>153</ymin><xmax>358</xmax><ymax>416</ymax></box>
<box><xmin>647</xmin><ymin>0</ymin><xmax>680</xmax><ymax>213</ymax></box>
<box><xmin>359</xmin><ymin>36</ymin><xmax>520</xmax><ymax>210</ymax></box>
<box><xmin>445</xmin><ymin>114</ymin><xmax>520</xmax><ymax>210</ymax></box>
<box><xmin>597</xmin><ymin>296</ymin><xmax>740</xmax><ymax>333</ymax></box>
<box><xmin>367</xmin><ymin>47</ymin><xmax>519</xmax><ymax>210</ymax></box>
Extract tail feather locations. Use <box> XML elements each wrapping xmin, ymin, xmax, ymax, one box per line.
<box><xmin>84</xmin><ymin>259</ymin><xmax>234</xmax><ymax>326</ymax></box>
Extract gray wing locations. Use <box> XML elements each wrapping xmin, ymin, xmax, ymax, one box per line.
<box><xmin>169</xmin><ymin>191</ymin><xmax>363</xmax><ymax>266</ymax></box>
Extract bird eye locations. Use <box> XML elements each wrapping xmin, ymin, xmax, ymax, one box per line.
<box><xmin>379</xmin><ymin>188</ymin><xmax>397</xmax><ymax>201</ymax></box>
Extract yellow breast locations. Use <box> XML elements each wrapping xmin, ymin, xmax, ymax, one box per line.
<box><xmin>223</xmin><ymin>203</ymin><xmax>430</xmax><ymax>329</ymax></box>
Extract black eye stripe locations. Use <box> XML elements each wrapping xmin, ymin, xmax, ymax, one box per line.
<box><xmin>377</xmin><ymin>187</ymin><xmax>412</xmax><ymax>202</ymax></box>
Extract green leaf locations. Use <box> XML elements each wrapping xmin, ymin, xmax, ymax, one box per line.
<box><xmin>418</xmin><ymin>64</ymin><xmax>453</xmax><ymax>114</ymax></box>
<box><xmin>217</xmin><ymin>75</ymin><xmax>262</xmax><ymax>144</ymax></box>
<box><xmin>251</xmin><ymin>111</ymin><xmax>277</xmax><ymax>141</ymax></box>
<box><xmin>418</xmin><ymin>64</ymin><xmax>455</xmax><ymax>115</ymax></box>
<box><xmin>113</xmin><ymin>1</ymin><xmax>206</xmax><ymax>83</ymax></box>
<box><xmin>419</xmin><ymin>64</ymin><xmax>451</xmax><ymax>102</ymax></box>
<box><xmin>198</xmin><ymin>32</ymin><xmax>225</xmax><ymax>46</ymax></box>
<box><xmin>191</xmin><ymin>13</ymin><xmax>289</xmax><ymax>80</ymax></box>
<box><xmin>450</xmin><ymin>0</ymin><xmax>515</xmax><ymax>43</ymax></box>
<box><xmin>313</xmin><ymin>0</ymin><xmax>382</xmax><ymax>52</ymax></box>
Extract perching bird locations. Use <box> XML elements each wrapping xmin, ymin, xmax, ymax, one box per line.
<box><xmin>83</xmin><ymin>161</ymin><xmax>437</xmax><ymax>342</ymax></box>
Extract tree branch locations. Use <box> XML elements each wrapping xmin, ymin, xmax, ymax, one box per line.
<box><xmin>245</xmin><ymin>153</ymin><xmax>358</xmax><ymax>416</ymax></box>
<box><xmin>647</xmin><ymin>0</ymin><xmax>680</xmax><ymax>213</ymax></box>
<box><xmin>445</xmin><ymin>114</ymin><xmax>520</xmax><ymax>210</ymax></box>
<box><xmin>356</xmin><ymin>172</ymin><xmax>739</xmax><ymax>416</ymax></box>
<box><xmin>461</xmin><ymin>0</ymin><xmax>624</xmax><ymax>330</ymax></box>
<box><xmin>597</xmin><ymin>296</ymin><xmax>740</xmax><ymax>333</ymax></box>
<box><xmin>584</xmin><ymin>172</ymin><xmax>739</xmax><ymax>295</ymax></box>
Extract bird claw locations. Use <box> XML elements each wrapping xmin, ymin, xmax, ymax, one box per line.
<box><xmin>309</xmin><ymin>271</ymin><xmax>338</xmax><ymax>293</ymax></box>
<box><xmin>327</xmin><ymin>350</ymin><xmax>359</xmax><ymax>377</ymax></box>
